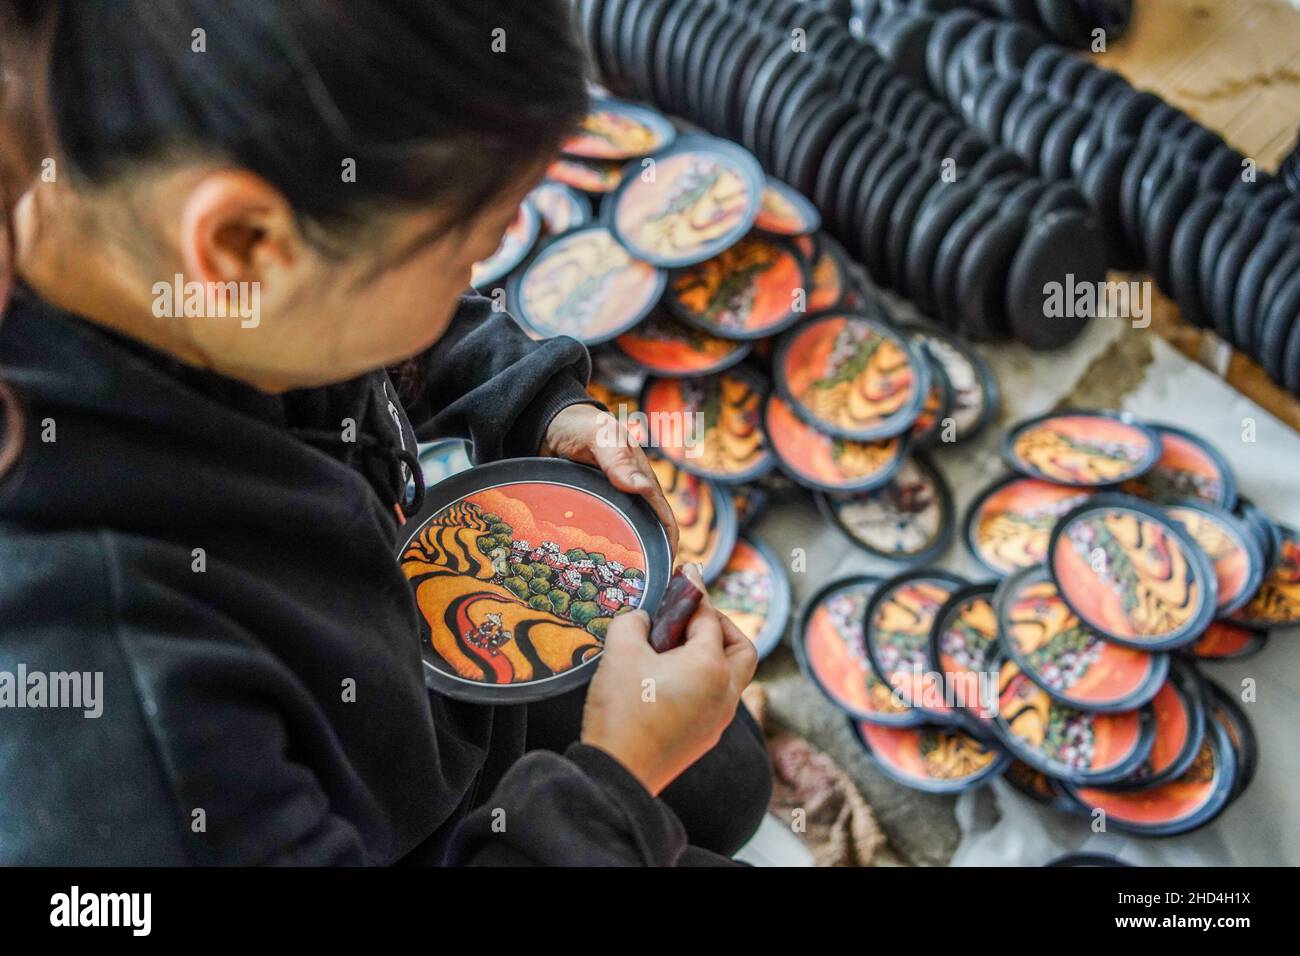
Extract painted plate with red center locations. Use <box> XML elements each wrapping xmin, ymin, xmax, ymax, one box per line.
<box><xmin>964</xmin><ymin>474</ymin><xmax>1096</xmax><ymax>577</ymax></box>
<box><xmin>764</xmin><ymin>392</ymin><xmax>908</xmax><ymax>494</ymax></box>
<box><xmin>1119</xmin><ymin>423</ymin><xmax>1237</xmax><ymax>509</ymax></box>
<box><xmin>1003</xmin><ymin>410</ymin><xmax>1161</xmax><ymax>487</ymax></box>
<box><xmin>774</xmin><ymin>312</ymin><xmax>930</xmax><ymax>442</ymax></box>
<box><xmin>1065</xmin><ymin>717</ymin><xmax>1236</xmax><ymax>836</ymax></box>
<box><xmin>399</xmin><ymin>459</ymin><xmax>671</xmax><ymax>703</ymax></box>
<box><xmin>864</xmin><ymin>570</ymin><xmax>969</xmax><ymax>725</ymax></box>
<box><xmin>1206</xmin><ymin>680</ymin><xmax>1257</xmax><ymax>803</ymax></box>
<box><xmin>561</xmin><ymin>98</ymin><xmax>677</xmax><ymax>161</ymax></box>
<box><xmin>665</xmin><ymin>235</ymin><xmax>810</xmax><ymax>340</ymax></box>
<box><xmin>754</xmin><ymin>177</ymin><xmax>822</xmax><ymax>237</ymax></box>
<box><xmin>1164</xmin><ymin>499</ymin><xmax>1264</xmax><ymax>618</ymax></box>
<box><xmin>510</xmin><ymin>225</ymin><xmax>666</xmax><ymax>345</ymax></box>
<box><xmin>647</xmin><ymin>456</ymin><xmax>737</xmax><ymax>585</ymax></box>
<box><xmin>547</xmin><ymin>156</ymin><xmax>626</xmax><ymax>195</ymax></box>
<box><xmin>995</xmin><ymin>564</ymin><xmax>1168</xmax><ymax>713</ymax></box>
<box><xmin>614</xmin><ymin>309</ymin><xmax>751</xmax><ymax>377</ymax></box>
<box><xmin>641</xmin><ymin>365</ymin><xmax>774</xmax><ymax>484</ymax></box>
<box><xmin>1229</xmin><ymin>522</ymin><xmax>1300</xmax><ymax>629</ymax></box>
<box><xmin>928</xmin><ymin>583</ymin><xmax>1002</xmax><ymax>736</ymax></box>
<box><xmin>806</xmin><ymin>235</ymin><xmax>850</xmax><ymax>313</ymax></box>
<box><xmin>707</xmin><ymin>534</ymin><xmax>791</xmax><ymax>660</ymax></box>
<box><xmin>1101</xmin><ymin>656</ymin><xmax>1206</xmax><ymax>791</ymax></box>
<box><xmin>1047</xmin><ymin>494</ymin><xmax>1218</xmax><ymax>650</ymax></box>
<box><xmin>607</xmin><ymin>134</ymin><xmax>765</xmax><ymax>268</ymax></box>
<box><xmin>849</xmin><ymin>720</ymin><xmax>1011</xmax><ymax>794</ymax></box>
<box><xmin>987</xmin><ymin>651</ymin><xmax>1155</xmax><ymax>785</ymax></box>
<box><xmin>1187</xmin><ymin>621</ymin><xmax>1268</xmax><ymax>661</ymax></box>
<box><xmin>793</xmin><ymin>575</ymin><xmax>926</xmax><ymax>726</ymax></box>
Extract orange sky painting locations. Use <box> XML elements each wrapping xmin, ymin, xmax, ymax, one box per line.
<box><xmin>469</xmin><ymin>483</ymin><xmax>647</xmax><ymax>571</ymax></box>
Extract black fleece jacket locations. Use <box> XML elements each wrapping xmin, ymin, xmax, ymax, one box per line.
<box><xmin>0</xmin><ymin>291</ymin><xmax>690</xmax><ymax>865</ymax></box>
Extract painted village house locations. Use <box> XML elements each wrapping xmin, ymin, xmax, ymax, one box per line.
<box><xmin>597</xmin><ymin>587</ymin><xmax>627</xmax><ymax>613</ymax></box>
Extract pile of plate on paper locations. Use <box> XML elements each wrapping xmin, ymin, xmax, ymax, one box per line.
<box><xmin>794</xmin><ymin>409</ymin><xmax>1298</xmax><ymax>836</ymax></box>
<box><xmin>468</xmin><ymin>91</ymin><xmax>1013</xmax><ymax>659</ymax></box>
<box><xmin>573</xmin><ymin>0</ymin><xmax>1111</xmax><ymax>350</ymax></box>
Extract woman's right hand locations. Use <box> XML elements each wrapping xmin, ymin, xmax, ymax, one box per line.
<box><xmin>580</xmin><ymin>565</ymin><xmax>758</xmax><ymax>796</ymax></box>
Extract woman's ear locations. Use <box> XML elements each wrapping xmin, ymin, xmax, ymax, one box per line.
<box><xmin>178</xmin><ymin>170</ymin><xmax>301</xmax><ymax>287</ymax></box>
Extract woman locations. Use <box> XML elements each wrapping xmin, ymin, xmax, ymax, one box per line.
<box><xmin>0</xmin><ymin>0</ymin><xmax>770</xmax><ymax>865</ymax></box>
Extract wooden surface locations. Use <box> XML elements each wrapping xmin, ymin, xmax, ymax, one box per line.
<box><xmin>1096</xmin><ymin>0</ymin><xmax>1300</xmax><ymax>431</ymax></box>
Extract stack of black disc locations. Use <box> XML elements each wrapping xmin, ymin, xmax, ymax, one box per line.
<box><xmin>849</xmin><ymin>0</ymin><xmax>1133</xmax><ymax>49</ymax></box>
<box><xmin>1282</xmin><ymin>130</ymin><xmax>1300</xmax><ymax>196</ymax></box>
<box><xmin>578</xmin><ymin>0</ymin><xmax>1110</xmax><ymax>350</ymax></box>
<box><xmin>896</xmin><ymin>7</ymin><xmax>1300</xmax><ymax>390</ymax></box>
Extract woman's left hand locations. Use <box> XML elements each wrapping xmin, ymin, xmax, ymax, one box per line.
<box><xmin>540</xmin><ymin>403</ymin><xmax>679</xmax><ymax>556</ymax></box>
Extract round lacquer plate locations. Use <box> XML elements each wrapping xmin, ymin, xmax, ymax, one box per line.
<box><xmin>775</xmin><ymin>312</ymin><xmax>930</xmax><ymax>441</ymax></box>
<box><xmin>1119</xmin><ymin>423</ymin><xmax>1237</xmax><ymax>509</ymax></box>
<box><xmin>1065</xmin><ymin>717</ymin><xmax>1237</xmax><ymax>837</ymax></box>
<box><xmin>614</xmin><ymin>309</ymin><xmax>751</xmax><ymax>377</ymax></box>
<box><xmin>755</xmin><ymin>177</ymin><xmax>822</xmax><ymax>236</ymax></box>
<box><xmin>647</xmin><ymin>455</ymin><xmax>737</xmax><ymax>585</ymax></box>
<box><xmin>707</xmin><ymin>534</ymin><xmax>792</xmax><ymax>660</ymax></box>
<box><xmin>928</xmin><ymin>583</ymin><xmax>1003</xmax><ymax>736</ymax></box>
<box><xmin>664</xmin><ymin>235</ymin><xmax>809</xmax><ymax>340</ymax></box>
<box><xmin>471</xmin><ymin>200</ymin><xmax>541</xmax><ymax>290</ymax></box>
<box><xmin>1048</xmin><ymin>494</ymin><xmax>1218</xmax><ymax>650</ymax></box>
<box><xmin>1003</xmin><ymin>410</ymin><xmax>1161</xmax><ymax>487</ymax></box>
<box><xmin>1164</xmin><ymin>499</ymin><xmax>1264</xmax><ymax>618</ymax></box>
<box><xmin>1101</xmin><ymin>656</ymin><xmax>1206</xmax><ymax>791</ymax></box>
<box><xmin>765</xmin><ymin>392</ymin><xmax>908</xmax><ymax>494</ymax></box>
<box><xmin>850</xmin><ymin>720</ymin><xmax>1011</xmax><ymax>794</ymax></box>
<box><xmin>988</xmin><ymin>651</ymin><xmax>1156</xmax><ymax>785</ymax></box>
<box><xmin>816</xmin><ymin>454</ymin><xmax>954</xmax><ymax>565</ymax></box>
<box><xmin>1186</xmin><ymin>621</ymin><xmax>1269</xmax><ymax>661</ymax></box>
<box><xmin>530</xmin><ymin>181</ymin><xmax>593</xmax><ymax>236</ymax></box>
<box><xmin>607</xmin><ymin>134</ymin><xmax>764</xmax><ymax>268</ymax></box>
<box><xmin>641</xmin><ymin>365</ymin><xmax>774</xmax><ymax>484</ymax></box>
<box><xmin>995</xmin><ymin>564</ymin><xmax>1168</xmax><ymax>713</ymax></box>
<box><xmin>863</xmin><ymin>570</ymin><xmax>970</xmax><ymax>724</ymax></box>
<box><xmin>398</xmin><ymin>459</ymin><xmax>671</xmax><ymax>703</ymax></box>
<box><xmin>793</xmin><ymin>575</ymin><xmax>927</xmax><ymax>726</ymax></box>
<box><xmin>964</xmin><ymin>474</ymin><xmax>1096</xmax><ymax>576</ymax></box>
<box><xmin>510</xmin><ymin>225</ymin><xmax>665</xmax><ymax>344</ymax></box>
<box><xmin>1229</xmin><ymin>522</ymin><xmax>1300</xmax><ymax>629</ymax></box>
<box><xmin>547</xmin><ymin>156</ymin><xmax>626</xmax><ymax>195</ymax></box>
<box><xmin>900</xmin><ymin>322</ymin><xmax>1000</xmax><ymax>444</ymax></box>
<box><xmin>561</xmin><ymin>97</ymin><xmax>677</xmax><ymax>161</ymax></box>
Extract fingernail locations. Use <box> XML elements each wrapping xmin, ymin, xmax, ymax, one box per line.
<box><xmin>628</xmin><ymin>471</ymin><xmax>651</xmax><ymax>489</ymax></box>
<box><xmin>681</xmin><ymin>562</ymin><xmax>706</xmax><ymax>591</ymax></box>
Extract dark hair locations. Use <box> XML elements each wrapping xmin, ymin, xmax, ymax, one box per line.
<box><xmin>0</xmin><ymin>0</ymin><xmax>591</xmax><ymax>467</ymax></box>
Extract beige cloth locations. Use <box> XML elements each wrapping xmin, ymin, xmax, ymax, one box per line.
<box><xmin>743</xmin><ymin>684</ymin><xmax>886</xmax><ymax>867</ymax></box>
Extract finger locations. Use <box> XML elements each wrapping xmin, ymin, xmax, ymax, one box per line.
<box><xmin>679</xmin><ymin>573</ymin><xmax>725</xmax><ymax>656</ymax></box>
<box><xmin>595</xmin><ymin>440</ymin><xmax>679</xmax><ymax>555</ymax></box>
<box><xmin>603</xmin><ymin>609</ymin><xmax>652</xmax><ymax>652</ymax></box>
<box><xmin>716</xmin><ymin>610</ymin><xmax>752</xmax><ymax>655</ymax></box>
<box><xmin>724</xmin><ymin>626</ymin><xmax>758</xmax><ymax>689</ymax></box>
